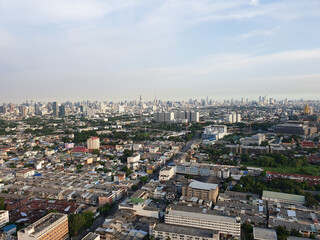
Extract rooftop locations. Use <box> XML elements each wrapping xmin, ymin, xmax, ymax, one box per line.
<box><xmin>253</xmin><ymin>227</ymin><xmax>277</xmax><ymax>240</ymax></box>
<box><xmin>189</xmin><ymin>180</ymin><xmax>218</xmax><ymax>191</ymax></box>
<box><xmin>153</xmin><ymin>223</ymin><xmax>216</xmax><ymax>238</ymax></box>
<box><xmin>167</xmin><ymin>204</ymin><xmax>238</xmax><ymax>223</ymax></box>
<box><xmin>262</xmin><ymin>190</ymin><xmax>305</xmax><ymax>204</ymax></box>
<box><xmin>20</xmin><ymin>213</ymin><xmax>67</xmax><ymax>236</ymax></box>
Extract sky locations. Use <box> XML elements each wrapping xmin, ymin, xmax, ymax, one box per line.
<box><xmin>0</xmin><ymin>0</ymin><xmax>320</xmax><ymax>103</ymax></box>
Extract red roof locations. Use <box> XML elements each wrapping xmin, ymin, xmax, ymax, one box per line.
<box><xmin>301</xmin><ymin>141</ymin><xmax>317</xmax><ymax>148</ymax></box>
<box><xmin>91</xmin><ymin>137</ymin><xmax>99</xmax><ymax>140</ymax></box>
<box><xmin>72</xmin><ymin>146</ymin><xmax>88</xmax><ymax>153</ymax></box>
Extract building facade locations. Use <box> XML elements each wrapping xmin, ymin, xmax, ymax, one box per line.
<box><xmin>17</xmin><ymin>213</ymin><xmax>68</xmax><ymax>240</ymax></box>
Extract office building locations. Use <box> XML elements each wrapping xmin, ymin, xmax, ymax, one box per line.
<box><xmin>165</xmin><ymin>204</ymin><xmax>241</xmax><ymax>239</ymax></box>
<box><xmin>17</xmin><ymin>213</ymin><xmax>68</xmax><ymax>240</ymax></box>
<box><xmin>52</xmin><ymin>102</ymin><xmax>59</xmax><ymax>116</ymax></box>
<box><xmin>150</xmin><ymin>223</ymin><xmax>219</xmax><ymax>240</ymax></box>
<box><xmin>59</xmin><ymin>105</ymin><xmax>66</xmax><ymax>117</ymax></box>
<box><xmin>240</xmin><ymin>134</ymin><xmax>266</xmax><ymax>146</ymax></box>
<box><xmin>182</xmin><ymin>180</ymin><xmax>219</xmax><ymax>203</ymax></box>
<box><xmin>272</xmin><ymin>121</ymin><xmax>317</xmax><ymax>136</ymax></box>
<box><xmin>87</xmin><ymin>137</ymin><xmax>100</xmax><ymax>150</ymax></box>
<box><xmin>202</xmin><ymin>125</ymin><xmax>228</xmax><ymax>142</ymax></box>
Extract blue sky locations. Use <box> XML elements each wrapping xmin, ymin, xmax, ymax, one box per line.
<box><xmin>0</xmin><ymin>0</ymin><xmax>320</xmax><ymax>103</ymax></box>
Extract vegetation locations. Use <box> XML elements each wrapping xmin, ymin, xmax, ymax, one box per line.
<box><xmin>241</xmin><ymin>153</ymin><xmax>320</xmax><ymax>176</ymax></box>
<box><xmin>241</xmin><ymin>222</ymin><xmax>253</xmax><ymax>240</ymax></box>
<box><xmin>98</xmin><ymin>203</ymin><xmax>116</xmax><ymax>216</ymax></box>
<box><xmin>69</xmin><ymin>211</ymin><xmax>95</xmax><ymax>237</ymax></box>
<box><xmin>232</xmin><ymin>175</ymin><xmax>320</xmax><ymax>207</ymax></box>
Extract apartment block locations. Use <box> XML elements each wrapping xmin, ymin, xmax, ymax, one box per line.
<box><xmin>17</xmin><ymin>213</ymin><xmax>68</xmax><ymax>240</ymax></box>
<box><xmin>182</xmin><ymin>181</ymin><xmax>219</xmax><ymax>204</ymax></box>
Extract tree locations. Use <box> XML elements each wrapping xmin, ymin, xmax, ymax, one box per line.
<box><xmin>82</xmin><ymin>211</ymin><xmax>94</xmax><ymax>228</ymax></box>
<box><xmin>0</xmin><ymin>198</ymin><xmax>5</xmax><ymax>210</ymax></box>
<box><xmin>92</xmin><ymin>149</ymin><xmax>100</xmax><ymax>155</ymax></box>
<box><xmin>140</xmin><ymin>176</ymin><xmax>148</xmax><ymax>184</ymax></box>
<box><xmin>123</xmin><ymin>149</ymin><xmax>133</xmax><ymax>157</ymax></box>
<box><xmin>69</xmin><ymin>214</ymin><xmax>85</xmax><ymax>237</ymax></box>
<box><xmin>276</xmin><ymin>226</ymin><xmax>290</xmax><ymax>240</ymax></box>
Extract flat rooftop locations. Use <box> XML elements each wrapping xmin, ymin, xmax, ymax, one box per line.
<box><xmin>21</xmin><ymin>213</ymin><xmax>67</xmax><ymax>236</ymax></box>
<box><xmin>167</xmin><ymin>204</ymin><xmax>238</xmax><ymax>223</ymax></box>
<box><xmin>262</xmin><ymin>190</ymin><xmax>305</xmax><ymax>204</ymax></box>
<box><xmin>82</xmin><ymin>232</ymin><xmax>100</xmax><ymax>240</ymax></box>
<box><xmin>253</xmin><ymin>227</ymin><xmax>277</xmax><ymax>240</ymax></box>
<box><xmin>189</xmin><ymin>180</ymin><xmax>218</xmax><ymax>191</ymax></box>
<box><xmin>154</xmin><ymin>223</ymin><xmax>216</xmax><ymax>238</ymax></box>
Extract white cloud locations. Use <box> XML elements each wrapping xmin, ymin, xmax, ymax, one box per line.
<box><xmin>250</xmin><ymin>0</ymin><xmax>259</xmax><ymax>6</ymax></box>
<box><xmin>230</xmin><ymin>26</ymin><xmax>280</xmax><ymax>41</ymax></box>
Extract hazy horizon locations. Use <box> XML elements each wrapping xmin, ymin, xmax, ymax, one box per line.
<box><xmin>1</xmin><ymin>0</ymin><xmax>320</xmax><ymax>102</ymax></box>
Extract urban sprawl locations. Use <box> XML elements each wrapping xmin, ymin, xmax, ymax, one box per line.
<box><xmin>0</xmin><ymin>97</ymin><xmax>319</xmax><ymax>240</ymax></box>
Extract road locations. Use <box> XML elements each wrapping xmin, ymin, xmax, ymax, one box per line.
<box><xmin>73</xmin><ymin>131</ymin><xmax>202</xmax><ymax>238</ymax></box>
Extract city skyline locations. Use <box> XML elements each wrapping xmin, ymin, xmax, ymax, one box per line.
<box><xmin>1</xmin><ymin>0</ymin><xmax>320</xmax><ymax>102</ymax></box>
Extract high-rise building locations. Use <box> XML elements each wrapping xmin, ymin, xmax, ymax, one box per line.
<box><xmin>225</xmin><ymin>113</ymin><xmax>241</xmax><ymax>123</ymax></box>
<box><xmin>17</xmin><ymin>213</ymin><xmax>68</xmax><ymax>240</ymax></box>
<box><xmin>87</xmin><ymin>137</ymin><xmax>100</xmax><ymax>150</ymax></box>
<box><xmin>59</xmin><ymin>105</ymin><xmax>66</xmax><ymax>117</ymax></box>
<box><xmin>52</xmin><ymin>102</ymin><xmax>59</xmax><ymax>116</ymax></box>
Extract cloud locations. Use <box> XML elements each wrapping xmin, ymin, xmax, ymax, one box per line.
<box><xmin>229</xmin><ymin>26</ymin><xmax>280</xmax><ymax>41</ymax></box>
<box><xmin>250</xmin><ymin>0</ymin><xmax>259</xmax><ymax>6</ymax></box>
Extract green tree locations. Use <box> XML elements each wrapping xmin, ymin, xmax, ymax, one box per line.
<box><xmin>0</xmin><ymin>198</ymin><xmax>5</xmax><ymax>210</ymax></box>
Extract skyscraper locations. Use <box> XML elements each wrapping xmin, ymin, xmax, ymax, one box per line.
<box><xmin>52</xmin><ymin>102</ymin><xmax>59</xmax><ymax>116</ymax></box>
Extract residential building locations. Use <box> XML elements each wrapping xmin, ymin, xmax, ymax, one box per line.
<box><xmin>87</xmin><ymin>137</ymin><xmax>100</xmax><ymax>150</ymax></box>
<box><xmin>17</xmin><ymin>213</ymin><xmax>68</xmax><ymax>240</ymax></box>
<box><xmin>159</xmin><ymin>166</ymin><xmax>176</xmax><ymax>181</ymax></box>
<box><xmin>182</xmin><ymin>180</ymin><xmax>219</xmax><ymax>203</ymax></box>
<box><xmin>0</xmin><ymin>211</ymin><xmax>9</xmax><ymax>228</ymax></box>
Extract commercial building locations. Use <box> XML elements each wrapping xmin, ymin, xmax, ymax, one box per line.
<box><xmin>0</xmin><ymin>210</ymin><xmax>9</xmax><ymax>227</ymax></box>
<box><xmin>52</xmin><ymin>102</ymin><xmax>59</xmax><ymax>116</ymax></box>
<box><xmin>202</xmin><ymin>125</ymin><xmax>228</xmax><ymax>143</ymax></box>
<box><xmin>182</xmin><ymin>180</ymin><xmax>219</xmax><ymax>203</ymax></box>
<box><xmin>159</xmin><ymin>166</ymin><xmax>176</xmax><ymax>181</ymax></box>
<box><xmin>253</xmin><ymin>227</ymin><xmax>277</xmax><ymax>240</ymax></box>
<box><xmin>262</xmin><ymin>190</ymin><xmax>305</xmax><ymax>205</ymax></box>
<box><xmin>272</xmin><ymin>121</ymin><xmax>317</xmax><ymax>136</ymax></box>
<box><xmin>165</xmin><ymin>204</ymin><xmax>241</xmax><ymax>239</ymax></box>
<box><xmin>87</xmin><ymin>137</ymin><xmax>100</xmax><ymax>150</ymax></box>
<box><xmin>240</xmin><ymin>134</ymin><xmax>266</xmax><ymax>146</ymax></box>
<box><xmin>17</xmin><ymin>213</ymin><xmax>68</xmax><ymax>240</ymax></box>
<box><xmin>150</xmin><ymin>222</ymin><xmax>219</xmax><ymax>240</ymax></box>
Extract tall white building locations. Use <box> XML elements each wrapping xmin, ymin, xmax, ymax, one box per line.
<box><xmin>87</xmin><ymin>137</ymin><xmax>100</xmax><ymax>150</ymax></box>
<box><xmin>225</xmin><ymin>113</ymin><xmax>241</xmax><ymax>123</ymax></box>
